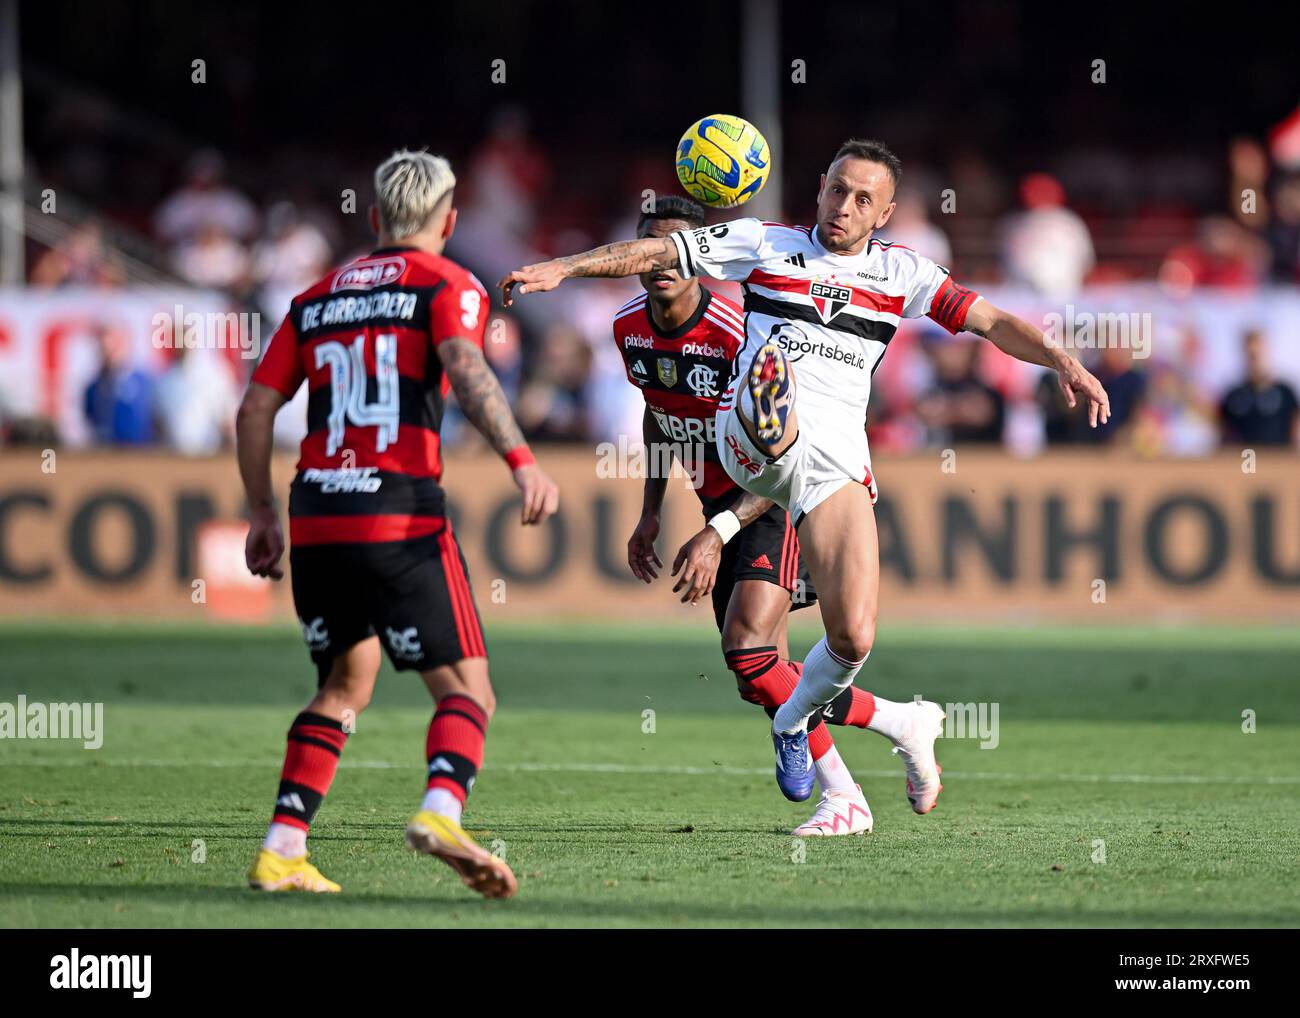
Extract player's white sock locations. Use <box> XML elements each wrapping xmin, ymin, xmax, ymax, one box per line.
<box><xmin>263</xmin><ymin>822</ymin><xmax>307</xmax><ymax>858</ymax></box>
<box><xmin>867</xmin><ymin>696</ymin><xmax>915</xmax><ymax>742</ymax></box>
<box><xmin>420</xmin><ymin>787</ymin><xmax>464</xmax><ymax>823</ymax></box>
<box><xmin>773</xmin><ymin>637</ymin><xmax>867</xmax><ymax>733</ymax></box>
<box><xmin>814</xmin><ymin>744</ymin><xmax>858</xmax><ymax>796</ymax></box>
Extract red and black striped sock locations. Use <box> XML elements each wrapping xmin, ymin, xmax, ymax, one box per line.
<box><xmin>271</xmin><ymin>711</ymin><xmax>349</xmax><ymax>832</ymax></box>
<box><xmin>726</xmin><ymin>646</ymin><xmax>791</xmax><ymax>707</ymax></box>
<box><xmin>725</xmin><ymin>646</ymin><xmax>832</xmax><ymax>760</ymax></box>
<box><xmin>425</xmin><ymin>693</ymin><xmax>489</xmax><ymax>804</ymax></box>
<box><xmin>824</xmin><ymin>687</ymin><xmax>877</xmax><ymax>728</ymax></box>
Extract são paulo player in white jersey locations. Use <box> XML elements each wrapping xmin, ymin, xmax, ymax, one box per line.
<box><xmin>500</xmin><ymin>138</ymin><xmax>1110</xmax><ymax>811</ymax></box>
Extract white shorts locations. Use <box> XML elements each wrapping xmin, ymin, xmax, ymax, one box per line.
<box><xmin>715</xmin><ymin>404</ymin><xmax>878</xmax><ymax>528</ymax></box>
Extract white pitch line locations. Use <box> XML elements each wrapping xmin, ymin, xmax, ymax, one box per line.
<box><xmin>2</xmin><ymin>758</ymin><xmax>1299</xmax><ymax>785</ymax></box>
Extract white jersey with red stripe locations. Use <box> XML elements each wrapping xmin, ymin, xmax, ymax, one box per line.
<box><xmin>671</xmin><ymin>218</ymin><xmax>981</xmax><ymax>523</ymax></box>
<box><xmin>669</xmin><ymin>218</ymin><xmax>980</xmax><ymax>435</ymax></box>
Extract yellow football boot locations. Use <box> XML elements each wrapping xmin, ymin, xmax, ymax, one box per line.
<box><xmin>405</xmin><ymin>810</ymin><xmax>517</xmax><ymax>900</ymax></box>
<box><xmin>247</xmin><ymin>847</ymin><xmax>341</xmax><ymax>893</ymax></box>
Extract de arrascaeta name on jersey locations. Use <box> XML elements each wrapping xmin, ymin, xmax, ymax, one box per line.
<box><xmin>300</xmin><ymin>290</ymin><xmax>420</xmax><ymax>330</ymax></box>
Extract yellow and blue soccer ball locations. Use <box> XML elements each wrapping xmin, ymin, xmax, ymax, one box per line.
<box><xmin>675</xmin><ymin>114</ymin><xmax>770</xmax><ymax>208</ymax></box>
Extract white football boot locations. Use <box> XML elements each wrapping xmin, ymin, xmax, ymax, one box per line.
<box><xmin>890</xmin><ymin>700</ymin><xmax>946</xmax><ymax>814</ymax></box>
<box><xmin>791</xmin><ymin>784</ymin><xmax>874</xmax><ymax>837</ymax></box>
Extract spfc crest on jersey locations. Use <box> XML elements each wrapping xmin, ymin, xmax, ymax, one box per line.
<box><xmin>809</xmin><ymin>280</ymin><xmax>852</xmax><ymax>323</ymax></box>
<box><xmin>656</xmin><ymin>357</ymin><xmax>678</xmax><ymax>388</ymax></box>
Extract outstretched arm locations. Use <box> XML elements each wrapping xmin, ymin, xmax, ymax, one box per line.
<box><xmin>439</xmin><ymin>337</ymin><xmax>559</xmax><ymax>525</ymax></box>
<box><xmin>963</xmin><ymin>300</ymin><xmax>1111</xmax><ymax>428</ymax></box>
<box><xmin>499</xmin><ymin>237</ymin><xmax>679</xmax><ymax>305</ymax></box>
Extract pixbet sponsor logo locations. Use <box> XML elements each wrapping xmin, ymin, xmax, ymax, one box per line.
<box><xmin>680</xmin><ymin>340</ymin><xmax>728</xmax><ymax>359</ymax></box>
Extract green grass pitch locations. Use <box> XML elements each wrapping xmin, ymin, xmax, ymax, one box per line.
<box><xmin>1</xmin><ymin>620</ymin><xmax>1297</xmax><ymax>928</ymax></box>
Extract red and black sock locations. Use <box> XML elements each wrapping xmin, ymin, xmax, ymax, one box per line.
<box><xmin>425</xmin><ymin>693</ymin><xmax>489</xmax><ymax>804</ymax></box>
<box><xmin>272</xmin><ymin>711</ymin><xmax>349</xmax><ymax>831</ymax></box>
<box><xmin>725</xmin><ymin>646</ymin><xmax>831</xmax><ymax>759</ymax></box>
<box><xmin>823</xmin><ymin>687</ymin><xmax>877</xmax><ymax>728</ymax></box>
<box><xmin>791</xmin><ymin>658</ymin><xmax>877</xmax><ymax>728</ymax></box>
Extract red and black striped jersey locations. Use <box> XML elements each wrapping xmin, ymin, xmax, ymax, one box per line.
<box><xmin>251</xmin><ymin>245</ymin><xmax>488</xmax><ymax>545</ymax></box>
<box><xmin>612</xmin><ymin>287</ymin><xmax>745</xmax><ymax>511</ymax></box>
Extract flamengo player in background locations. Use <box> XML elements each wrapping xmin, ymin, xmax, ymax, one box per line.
<box><xmin>500</xmin><ymin>138</ymin><xmax>1109</xmax><ymax>813</ymax></box>
<box><xmin>618</xmin><ymin>196</ymin><xmax>874</xmax><ymax>836</ymax></box>
<box><xmin>237</xmin><ymin>150</ymin><xmax>558</xmax><ymax>898</ymax></box>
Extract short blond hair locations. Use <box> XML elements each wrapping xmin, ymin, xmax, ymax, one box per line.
<box><xmin>374</xmin><ymin>149</ymin><xmax>456</xmax><ymax>239</ymax></box>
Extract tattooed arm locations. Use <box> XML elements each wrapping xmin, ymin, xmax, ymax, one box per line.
<box><xmin>498</xmin><ymin>237</ymin><xmax>680</xmax><ymax>305</ymax></box>
<box><xmin>438</xmin><ymin>337</ymin><xmax>559</xmax><ymax>525</ymax></box>
<box><xmin>439</xmin><ymin>337</ymin><xmax>528</xmax><ymax>455</ymax></box>
<box><xmin>725</xmin><ymin>489</ymin><xmax>776</xmax><ymax>528</ymax></box>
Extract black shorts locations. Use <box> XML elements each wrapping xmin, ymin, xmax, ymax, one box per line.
<box><xmin>711</xmin><ymin>503</ymin><xmax>818</xmax><ymax>630</ymax></box>
<box><xmin>289</xmin><ymin>525</ymin><xmax>486</xmax><ymax>682</ymax></box>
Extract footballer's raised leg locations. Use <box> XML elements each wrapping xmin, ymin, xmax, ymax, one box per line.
<box><xmin>742</xmin><ymin>338</ymin><xmax>799</xmax><ymax>456</ymax></box>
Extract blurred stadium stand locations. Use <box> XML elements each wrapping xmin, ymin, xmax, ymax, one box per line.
<box><xmin>0</xmin><ymin>1</ymin><xmax>1297</xmax><ymax>625</ymax></box>
<box><xmin>4</xmin><ymin>1</ymin><xmax>1298</xmax><ymax>459</ymax></box>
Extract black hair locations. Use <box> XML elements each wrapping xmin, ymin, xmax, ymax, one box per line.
<box><xmin>637</xmin><ymin>195</ymin><xmax>706</xmax><ymax>234</ymax></box>
<box><xmin>831</xmin><ymin>138</ymin><xmax>903</xmax><ymax>190</ymax></box>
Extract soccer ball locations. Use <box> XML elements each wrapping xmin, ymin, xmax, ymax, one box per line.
<box><xmin>675</xmin><ymin>114</ymin><xmax>770</xmax><ymax>208</ymax></box>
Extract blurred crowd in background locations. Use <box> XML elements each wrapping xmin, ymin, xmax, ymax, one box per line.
<box><xmin>15</xmin><ymin>107</ymin><xmax>1300</xmax><ymax>458</ymax></box>
<box><xmin>7</xmin><ymin>0</ymin><xmax>1300</xmax><ymax>458</ymax></box>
